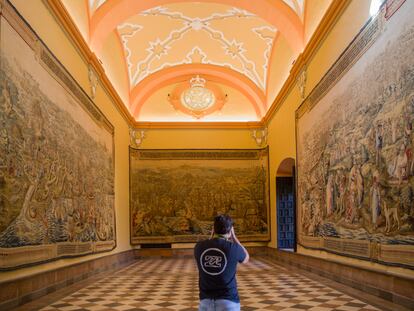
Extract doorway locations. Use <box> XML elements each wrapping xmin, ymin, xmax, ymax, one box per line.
<box><xmin>276</xmin><ymin>158</ymin><xmax>296</xmax><ymax>251</ymax></box>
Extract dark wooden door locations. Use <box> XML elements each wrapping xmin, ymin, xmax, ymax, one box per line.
<box><xmin>276</xmin><ymin>176</ymin><xmax>296</xmax><ymax>250</ymax></box>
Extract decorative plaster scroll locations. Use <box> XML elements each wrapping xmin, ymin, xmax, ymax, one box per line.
<box><xmin>129</xmin><ymin>128</ymin><xmax>146</xmax><ymax>148</ymax></box>
<box><xmin>33</xmin><ymin>38</ymin><xmax>42</xmax><ymax>62</ymax></box>
<box><xmin>297</xmin><ymin>67</ymin><xmax>307</xmax><ymax>100</ymax></box>
<box><xmin>251</xmin><ymin>127</ymin><xmax>268</xmax><ymax>147</ymax></box>
<box><xmin>88</xmin><ymin>64</ymin><xmax>99</xmax><ymax>100</ymax></box>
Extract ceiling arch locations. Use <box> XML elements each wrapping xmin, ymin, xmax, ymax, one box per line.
<box><xmin>130</xmin><ymin>64</ymin><xmax>266</xmax><ymax>119</ymax></box>
<box><xmin>115</xmin><ymin>3</ymin><xmax>279</xmax><ymax>92</ymax></box>
<box><xmin>89</xmin><ymin>0</ymin><xmax>304</xmax><ymax>54</ymax></box>
<box><xmin>61</xmin><ymin>0</ymin><xmax>335</xmax><ymax>124</ymax></box>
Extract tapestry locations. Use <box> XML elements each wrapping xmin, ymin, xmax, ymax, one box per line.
<box><xmin>130</xmin><ymin>148</ymin><xmax>269</xmax><ymax>244</ymax></box>
<box><xmin>296</xmin><ymin>1</ymin><xmax>414</xmax><ymax>268</ymax></box>
<box><xmin>0</xmin><ymin>7</ymin><xmax>115</xmax><ymax>270</ymax></box>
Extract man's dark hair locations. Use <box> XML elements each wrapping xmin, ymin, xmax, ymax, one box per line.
<box><xmin>214</xmin><ymin>215</ymin><xmax>233</xmax><ymax>234</ymax></box>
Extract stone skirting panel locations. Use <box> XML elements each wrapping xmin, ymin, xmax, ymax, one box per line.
<box><xmin>0</xmin><ymin>250</ymin><xmax>135</xmax><ymax>310</ymax></box>
<box><xmin>134</xmin><ymin>246</ymin><xmax>268</xmax><ymax>258</ymax></box>
<box><xmin>264</xmin><ymin>249</ymin><xmax>414</xmax><ymax>310</ymax></box>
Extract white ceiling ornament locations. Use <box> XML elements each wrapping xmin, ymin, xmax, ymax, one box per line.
<box><xmin>253</xmin><ymin>26</ymin><xmax>278</xmax><ymax>90</ymax></box>
<box><xmin>89</xmin><ymin>0</ymin><xmax>107</xmax><ymax>14</ymax></box>
<box><xmin>186</xmin><ymin>47</ymin><xmax>208</xmax><ymax>63</ymax></box>
<box><xmin>117</xmin><ymin>23</ymin><xmax>143</xmax><ymax>72</ymax></box>
<box><xmin>117</xmin><ymin>4</ymin><xmax>277</xmax><ymax>90</ymax></box>
<box><xmin>283</xmin><ymin>0</ymin><xmax>305</xmax><ymax>21</ymax></box>
<box><xmin>181</xmin><ymin>75</ymin><xmax>216</xmax><ymax>111</ymax></box>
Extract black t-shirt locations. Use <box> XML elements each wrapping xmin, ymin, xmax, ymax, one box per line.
<box><xmin>194</xmin><ymin>238</ymin><xmax>246</xmax><ymax>303</ymax></box>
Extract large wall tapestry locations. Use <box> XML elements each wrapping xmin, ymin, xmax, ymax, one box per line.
<box><xmin>296</xmin><ymin>0</ymin><xmax>414</xmax><ymax>268</ymax></box>
<box><xmin>130</xmin><ymin>148</ymin><xmax>269</xmax><ymax>244</ymax></box>
<box><xmin>0</xmin><ymin>3</ymin><xmax>115</xmax><ymax>270</ymax></box>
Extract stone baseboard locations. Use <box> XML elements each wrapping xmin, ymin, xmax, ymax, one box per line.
<box><xmin>264</xmin><ymin>248</ymin><xmax>414</xmax><ymax>310</ymax></box>
<box><xmin>133</xmin><ymin>246</ymin><xmax>267</xmax><ymax>258</ymax></box>
<box><xmin>0</xmin><ymin>250</ymin><xmax>135</xmax><ymax>310</ymax></box>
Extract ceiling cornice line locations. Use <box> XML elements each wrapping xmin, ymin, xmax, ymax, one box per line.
<box><xmin>263</xmin><ymin>0</ymin><xmax>352</xmax><ymax>124</ymax></box>
<box><xmin>134</xmin><ymin>121</ymin><xmax>265</xmax><ymax>129</ymax></box>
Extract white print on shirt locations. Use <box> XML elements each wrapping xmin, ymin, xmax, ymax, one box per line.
<box><xmin>200</xmin><ymin>248</ymin><xmax>227</xmax><ymax>275</ymax></box>
<box><xmin>204</xmin><ymin>255</ymin><xmax>222</xmax><ymax>268</ymax></box>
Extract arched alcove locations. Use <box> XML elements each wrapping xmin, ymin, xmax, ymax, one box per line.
<box><xmin>277</xmin><ymin>157</ymin><xmax>295</xmax><ymax>176</ymax></box>
<box><xmin>276</xmin><ymin>157</ymin><xmax>296</xmax><ymax>251</ymax></box>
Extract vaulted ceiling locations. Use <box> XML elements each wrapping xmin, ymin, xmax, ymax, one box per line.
<box><xmin>60</xmin><ymin>0</ymin><xmax>331</xmax><ymax>124</ymax></box>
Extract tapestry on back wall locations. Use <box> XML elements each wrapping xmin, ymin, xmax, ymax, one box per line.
<box><xmin>130</xmin><ymin>148</ymin><xmax>270</xmax><ymax>244</ymax></box>
<box><xmin>0</xmin><ymin>7</ymin><xmax>116</xmax><ymax>270</ymax></box>
<box><xmin>296</xmin><ymin>0</ymin><xmax>414</xmax><ymax>268</ymax></box>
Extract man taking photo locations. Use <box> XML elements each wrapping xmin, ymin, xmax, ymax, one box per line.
<box><xmin>194</xmin><ymin>215</ymin><xmax>249</xmax><ymax>311</ymax></box>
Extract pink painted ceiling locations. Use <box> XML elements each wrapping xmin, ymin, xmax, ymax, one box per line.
<box><xmin>61</xmin><ymin>0</ymin><xmax>330</xmax><ymax>123</ymax></box>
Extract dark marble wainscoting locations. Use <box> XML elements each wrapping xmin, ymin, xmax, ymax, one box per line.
<box><xmin>264</xmin><ymin>248</ymin><xmax>414</xmax><ymax>310</ymax></box>
<box><xmin>0</xmin><ymin>250</ymin><xmax>135</xmax><ymax>310</ymax></box>
<box><xmin>133</xmin><ymin>245</ymin><xmax>268</xmax><ymax>258</ymax></box>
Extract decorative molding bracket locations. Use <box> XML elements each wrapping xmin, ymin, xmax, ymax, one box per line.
<box><xmin>297</xmin><ymin>67</ymin><xmax>307</xmax><ymax>100</ymax></box>
<box><xmin>34</xmin><ymin>38</ymin><xmax>43</xmax><ymax>62</ymax></box>
<box><xmin>130</xmin><ymin>127</ymin><xmax>146</xmax><ymax>148</ymax></box>
<box><xmin>88</xmin><ymin>64</ymin><xmax>99</xmax><ymax>100</ymax></box>
<box><xmin>251</xmin><ymin>127</ymin><xmax>268</xmax><ymax>147</ymax></box>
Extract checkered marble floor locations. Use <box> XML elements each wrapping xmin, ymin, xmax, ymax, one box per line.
<box><xmin>15</xmin><ymin>256</ymin><xmax>406</xmax><ymax>311</ymax></box>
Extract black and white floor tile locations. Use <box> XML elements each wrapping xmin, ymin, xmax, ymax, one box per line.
<box><xmin>14</xmin><ymin>257</ymin><xmax>406</xmax><ymax>311</ymax></box>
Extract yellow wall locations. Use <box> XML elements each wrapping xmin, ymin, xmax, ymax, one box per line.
<box><xmin>267</xmin><ymin>0</ymin><xmax>414</xmax><ymax>278</ymax></box>
<box><xmin>304</xmin><ymin>0</ymin><xmax>332</xmax><ymax>44</ymax></box>
<box><xmin>61</xmin><ymin>0</ymin><xmax>89</xmax><ymax>41</ymax></box>
<box><xmin>1</xmin><ymin>0</ymin><xmax>132</xmax><ymax>282</ymax></box>
<box><xmin>141</xmin><ymin>128</ymin><xmax>257</xmax><ymax>149</ymax></box>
